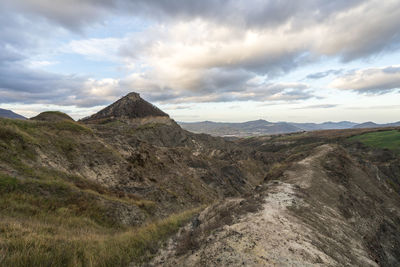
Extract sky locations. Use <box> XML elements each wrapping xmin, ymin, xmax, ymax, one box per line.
<box><xmin>1</xmin><ymin>0</ymin><xmax>400</xmax><ymax>123</ymax></box>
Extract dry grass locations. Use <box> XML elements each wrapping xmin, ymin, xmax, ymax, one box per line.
<box><xmin>0</xmin><ymin>207</ymin><xmax>201</xmax><ymax>267</ymax></box>
<box><xmin>0</xmin><ymin>154</ymin><xmax>198</xmax><ymax>266</ymax></box>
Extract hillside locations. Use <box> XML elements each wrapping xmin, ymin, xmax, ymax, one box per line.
<box><xmin>0</xmin><ymin>93</ymin><xmax>268</xmax><ymax>266</ymax></box>
<box><xmin>0</xmin><ymin>93</ymin><xmax>400</xmax><ymax>266</ymax></box>
<box><xmin>0</xmin><ymin>108</ymin><xmax>26</xmax><ymax>119</ymax></box>
<box><xmin>150</xmin><ymin>128</ymin><xmax>400</xmax><ymax>266</ymax></box>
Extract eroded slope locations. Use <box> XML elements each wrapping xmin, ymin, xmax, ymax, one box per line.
<box><xmin>149</xmin><ymin>143</ymin><xmax>400</xmax><ymax>266</ymax></box>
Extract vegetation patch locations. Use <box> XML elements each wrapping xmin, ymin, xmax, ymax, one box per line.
<box><xmin>349</xmin><ymin>130</ymin><xmax>400</xmax><ymax>154</ymax></box>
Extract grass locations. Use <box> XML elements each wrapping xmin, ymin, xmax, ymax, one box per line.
<box><xmin>349</xmin><ymin>130</ymin><xmax>400</xmax><ymax>153</ymax></box>
<box><xmin>0</xmin><ymin>173</ymin><xmax>119</xmax><ymax>227</ymax></box>
<box><xmin>0</xmin><ymin>118</ymin><xmax>91</xmax><ymax>168</ymax></box>
<box><xmin>0</xmin><ymin>207</ymin><xmax>201</xmax><ymax>267</ymax></box>
<box><xmin>47</xmin><ymin>120</ymin><xmax>92</xmax><ymax>133</ymax></box>
<box><xmin>0</xmin><ymin>158</ymin><xmax>158</xmax><ymax>218</ymax></box>
<box><xmin>0</xmin><ymin>117</ymin><xmax>91</xmax><ymax>136</ymax></box>
<box><xmin>0</xmin><ymin>168</ymin><xmax>200</xmax><ymax>266</ymax></box>
<box><xmin>0</xmin><ymin>117</ymin><xmax>100</xmax><ymax>172</ymax></box>
<box><xmin>0</xmin><ymin>169</ymin><xmax>200</xmax><ymax>266</ymax></box>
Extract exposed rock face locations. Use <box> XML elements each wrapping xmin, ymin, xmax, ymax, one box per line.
<box><xmin>81</xmin><ymin>92</ymin><xmax>169</xmax><ymax>123</ymax></box>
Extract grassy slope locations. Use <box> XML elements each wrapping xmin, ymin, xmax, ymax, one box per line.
<box><xmin>0</xmin><ymin>118</ymin><xmax>200</xmax><ymax>266</ymax></box>
<box><xmin>31</xmin><ymin>111</ymin><xmax>74</xmax><ymax>121</ymax></box>
<box><xmin>349</xmin><ymin>130</ymin><xmax>400</xmax><ymax>153</ymax></box>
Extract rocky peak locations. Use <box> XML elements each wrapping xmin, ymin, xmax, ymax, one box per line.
<box><xmin>81</xmin><ymin>92</ymin><xmax>169</xmax><ymax>123</ymax></box>
<box><xmin>125</xmin><ymin>92</ymin><xmax>141</xmax><ymax>101</ymax></box>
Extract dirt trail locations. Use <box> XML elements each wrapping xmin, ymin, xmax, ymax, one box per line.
<box><xmin>283</xmin><ymin>144</ymin><xmax>334</xmax><ymax>188</ymax></box>
<box><xmin>147</xmin><ymin>144</ymin><xmax>388</xmax><ymax>266</ymax></box>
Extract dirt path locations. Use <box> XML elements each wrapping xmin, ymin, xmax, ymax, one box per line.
<box><xmin>283</xmin><ymin>144</ymin><xmax>334</xmax><ymax>188</ymax></box>
<box><xmin>147</xmin><ymin>144</ymin><xmax>380</xmax><ymax>266</ymax></box>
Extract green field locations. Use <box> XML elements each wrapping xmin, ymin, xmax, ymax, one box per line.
<box><xmin>349</xmin><ymin>130</ymin><xmax>400</xmax><ymax>153</ymax></box>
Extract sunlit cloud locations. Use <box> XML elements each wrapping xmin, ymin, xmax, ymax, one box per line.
<box><xmin>331</xmin><ymin>66</ymin><xmax>400</xmax><ymax>93</ymax></box>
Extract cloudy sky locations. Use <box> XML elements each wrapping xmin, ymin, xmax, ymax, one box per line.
<box><xmin>1</xmin><ymin>0</ymin><xmax>400</xmax><ymax>123</ymax></box>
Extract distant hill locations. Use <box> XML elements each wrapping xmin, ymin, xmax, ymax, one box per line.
<box><xmin>352</xmin><ymin>121</ymin><xmax>379</xmax><ymax>129</ymax></box>
<box><xmin>352</xmin><ymin>121</ymin><xmax>400</xmax><ymax>129</ymax></box>
<box><xmin>291</xmin><ymin>121</ymin><xmax>358</xmax><ymax>131</ymax></box>
<box><xmin>179</xmin><ymin>120</ymin><xmax>303</xmax><ymax>137</ymax></box>
<box><xmin>0</xmin><ymin>108</ymin><xmax>26</xmax><ymax>119</ymax></box>
<box><xmin>180</xmin><ymin>119</ymin><xmax>399</xmax><ymax>136</ymax></box>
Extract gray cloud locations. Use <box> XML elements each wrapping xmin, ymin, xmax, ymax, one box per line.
<box><xmin>4</xmin><ymin>0</ymin><xmax>364</xmax><ymax>31</ymax></box>
<box><xmin>295</xmin><ymin>104</ymin><xmax>338</xmax><ymax>109</ymax></box>
<box><xmin>3</xmin><ymin>0</ymin><xmax>116</xmax><ymax>31</ymax></box>
<box><xmin>163</xmin><ymin>105</ymin><xmax>192</xmax><ymax>110</ymax></box>
<box><xmin>189</xmin><ymin>69</ymin><xmax>254</xmax><ymax>93</ymax></box>
<box><xmin>0</xmin><ymin>52</ymin><xmax>126</xmax><ymax>107</ymax></box>
<box><xmin>306</xmin><ymin>69</ymin><xmax>343</xmax><ymax>80</ymax></box>
<box><xmin>135</xmin><ymin>82</ymin><xmax>313</xmax><ymax>104</ymax></box>
<box><xmin>0</xmin><ymin>67</ymin><xmax>114</xmax><ymax>107</ymax></box>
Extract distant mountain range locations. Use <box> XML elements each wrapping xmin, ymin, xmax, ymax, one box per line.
<box><xmin>0</xmin><ymin>106</ymin><xmax>399</xmax><ymax>137</ymax></box>
<box><xmin>179</xmin><ymin>119</ymin><xmax>400</xmax><ymax>137</ymax></box>
<box><xmin>0</xmin><ymin>108</ymin><xmax>26</xmax><ymax>119</ymax></box>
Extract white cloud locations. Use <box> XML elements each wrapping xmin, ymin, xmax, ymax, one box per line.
<box><xmin>330</xmin><ymin>66</ymin><xmax>400</xmax><ymax>93</ymax></box>
<box><xmin>27</xmin><ymin>60</ymin><xmax>58</xmax><ymax>68</ymax></box>
<box><xmin>61</xmin><ymin>38</ymin><xmax>127</xmax><ymax>61</ymax></box>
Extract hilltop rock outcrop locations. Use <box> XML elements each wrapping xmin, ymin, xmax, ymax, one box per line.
<box><xmin>81</xmin><ymin>92</ymin><xmax>169</xmax><ymax>124</ymax></box>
